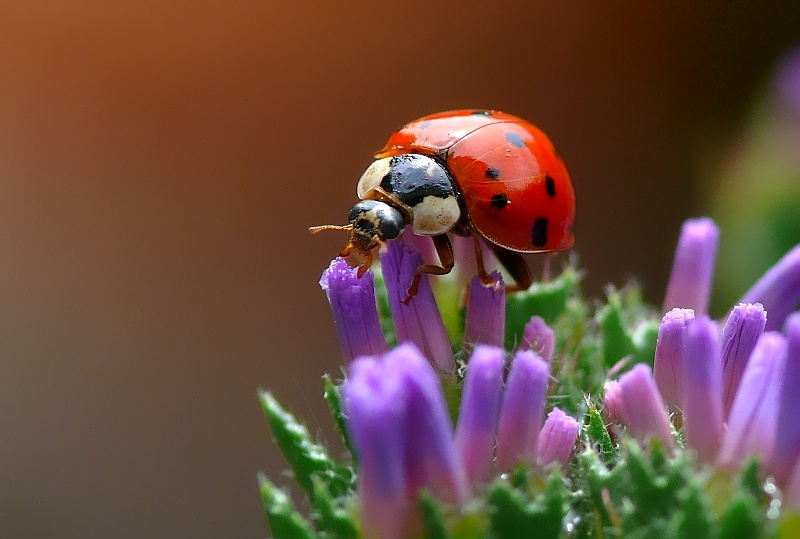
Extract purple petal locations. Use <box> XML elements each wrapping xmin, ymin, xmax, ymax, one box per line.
<box><xmin>663</xmin><ymin>218</ymin><xmax>720</xmax><ymax>316</ymax></box>
<box><xmin>343</xmin><ymin>356</ymin><xmax>407</xmax><ymax>539</ymax></box>
<box><xmin>603</xmin><ymin>380</ymin><xmax>626</xmax><ymax>424</ymax></box>
<box><xmin>390</xmin><ymin>343</ymin><xmax>468</xmax><ymax>503</ymax></box>
<box><xmin>537</xmin><ymin>407</ymin><xmax>580</xmax><ymax>467</ymax></box>
<box><xmin>496</xmin><ymin>349</ymin><xmax>550</xmax><ymax>470</ymax></box>
<box><xmin>720</xmin><ymin>303</ymin><xmax>766</xmax><ymax>417</ymax></box>
<box><xmin>454</xmin><ymin>346</ymin><xmax>505</xmax><ymax>484</ymax></box>
<box><xmin>343</xmin><ymin>343</ymin><xmax>468</xmax><ymax>529</ymax></box>
<box><xmin>618</xmin><ymin>364</ymin><xmax>675</xmax><ymax>451</ymax></box>
<box><xmin>772</xmin><ymin>314</ymin><xmax>800</xmax><ymax>487</ymax></box>
<box><xmin>739</xmin><ymin>244</ymin><xmax>800</xmax><ymax>331</ymax></box>
<box><xmin>463</xmin><ymin>273</ymin><xmax>506</xmax><ymax>350</ymax></box>
<box><xmin>520</xmin><ymin>316</ymin><xmax>556</xmax><ymax>362</ymax></box>
<box><xmin>653</xmin><ymin>308</ymin><xmax>695</xmax><ymax>412</ymax></box>
<box><xmin>718</xmin><ymin>332</ymin><xmax>786</xmax><ymax>470</ymax></box>
<box><xmin>380</xmin><ymin>236</ymin><xmax>455</xmax><ymax>370</ymax></box>
<box><xmin>320</xmin><ymin>257</ymin><xmax>388</xmax><ymax>364</ymax></box>
<box><xmin>682</xmin><ymin>316</ymin><xmax>723</xmax><ymax>462</ymax></box>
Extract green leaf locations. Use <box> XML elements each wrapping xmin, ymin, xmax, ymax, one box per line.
<box><xmin>420</xmin><ymin>491</ymin><xmax>450</xmax><ymax>539</ymax></box>
<box><xmin>718</xmin><ymin>493</ymin><xmax>763</xmax><ymax>539</ymax></box>
<box><xmin>598</xmin><ymin>292</ymin><xmax>635</xmax><ymax>368</ymax></box>
<box><xmin>260</xmin><ymin>390</ymin><xmax>352</xmax><ymax>500</ymax></box>
<box><xmin>667</xmin><ymin>479</ymin><xmax>713</xmax><ymax>539</ymax></box>
<box><xmin>310</xmin><ymin>478</ymin><xmax>358</xmax><ymax>539</ymax></box>
<box><xmin>258</xmin><ymin>473</ymin><xmax>318</xmax><ymax>539</ymax></box>
<box><xmin>585</xmin><ymin>403</ymin><xmax>616</xmax><ymax>464</ymax></box>
<box><xmin>632</xmin><ymin>320</ymin><xmax>659</xmax><ymax>365</ymax></box>
<box><xmin>323</xmin><ymin>376</ymin><xmax>356</xmax><ymax>463</ymax></box>
<box><xmin>487</xmin><ymin>472</ymin><xmax>566</xmax><ymax>539</ymax></box>
<box><xmin>738</xmin><ymin>457</ymin><xmax>762</xmax><ymax>501</ymax></box>
<box><xmin>576</xmin><ymin>450</ymin><xmax>617</xmax><ymax>536</ymax></box>
<box><xmin>505</xmin><ymin>266</ymin><xmax>580</xmax><ymax>349</ymax></box>
<box><xmin>487</xmin><ymin>480</ymin><xmax>535</xmax><ymax>538</ymax></box>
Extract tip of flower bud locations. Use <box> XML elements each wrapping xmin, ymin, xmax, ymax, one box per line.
<box><xmin>538</xmin><ymin>407</ymin><xmax>580</xmax><ymax>467</ymax></box>
<box><xmin>521</xmin><ymin>316</ymin><xmax>556</xmax><ymax>362</ymax></box>
<box><xmin>320</xmin><ymin>257</ymin><xmax>388</xmax><ymax>364</ymax></box>
<box><xmin>653</xmin><ymin>308</ymin><xmax>694</xmax><ymax>412</ymax></box>
<box><xmin>663</xmin><ymin>218</ymin><xmax>720</xmax><ymax>316</ymax></box>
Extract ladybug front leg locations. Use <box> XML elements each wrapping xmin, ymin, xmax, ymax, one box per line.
<box><xmin>403</xmin><ymin>234</ymin><xmax>454</xmax><ymax>304</ymax></box>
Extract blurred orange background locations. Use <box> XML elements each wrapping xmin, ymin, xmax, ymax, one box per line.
<box><xmin>1</xmin><ymin>2</ymin><xmax>798</xmax><ymax>537</ymax></box>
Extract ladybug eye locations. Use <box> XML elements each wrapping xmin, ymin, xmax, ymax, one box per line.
<box><xmin>348</xmin><ymin>200</ymin><xmax>406</xmax><ymax>242</ymax></box>
<box><xmin>377</xmin><ymin>212</ymin><xmax>403</xmax><ymax>240</ymax></box>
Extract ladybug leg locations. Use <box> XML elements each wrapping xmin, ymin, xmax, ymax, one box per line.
<box><xmin>485</xmin><ymin>242</ymin><xmax>533</xmax><ymax>293</ymax></box>
<box><xmin>403</xmin><ymin>234</ymin><xmax>454</xmax><ymax>304</ymax></box>
<box><xmin>471</xmin><ymin>233</ymin><xmax>500</xmax><ymax>287</ymax></box>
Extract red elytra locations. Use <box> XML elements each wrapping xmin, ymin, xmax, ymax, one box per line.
<box><xmin>376</xmin><ymin>109</ymin><xmax>575</xmax><ymax>254</ymax></box>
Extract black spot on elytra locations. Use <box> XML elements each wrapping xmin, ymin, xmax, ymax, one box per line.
<box><xmin>490</xmin><ymin>193</ymin><xmax>509</xmax><ymax>209</ymax></box>
<box><xmin>485</xmin><ymin>167</ymin><xmax>500</xmax><ymax>179</ymax></box>
<box><xmin>505</xmin><ymin>131</ymin><xmax>525</xmax><ymax>148</ymax></box>
<box><xmin>472</xmin><ymin>110</ymin><xmax>492</xmax><ymax>116</ymax></box>
<box><xmin>545</xmin><ymin>175</ymin><xmax>556</xmax><ymax>197</ymax></box>
<box><xmin>531</xmin><ymin>218</ymin><xmax>549</xmax><ymax>247</ymax></box>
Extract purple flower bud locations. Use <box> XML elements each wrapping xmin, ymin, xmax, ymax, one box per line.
<box><xmin>463</xmin><ymin>273</ymin><xmax>506</xmax><ymax>350</ymax></box>
<box><xmin>521</xmin><ymin>316</ymin><xmax>556</xmax><ymax>362</ymax></box>
<box><xmin>496</xmin><ymin>349</ymin><xmax>550</xmax><ymax>471</ymax></box>
<box><xmin>772</xmin><ymin>314</ymin><xmax>800</xmax><ymax>487</ymax></box>
<box><xmin>682</xmin><ymin>316</ymin><xmax>723</xmax><ymax>462</ymax></box>
<box><xmin>617</xmin><ymin>364</ymin><xmax>675</xmax><ymax>451</ymax></box>
<box><xmin>454</xmin><ymin>346</ymin><xmax>504</xmax><ymax>484</ymax></box>
<box><xmin>663</xmin><ymin>218</ymin><xmax>720</xmax><ymax>316</ymax></box>
<box><xmin>320</xmin><ymin>257</ymin><xmax>388</xmax><ymax>364</ymax></box>
<box><xmin>653</xmin><ymin>308</ymin><xmax>695</xmax><ymax>412</ymax></box>
<box><xmin>343</xmin><ymin>355</ymin><xmax>408</xmax><ymax>539</ymax></box>
<box><xmin>718</xmin><ymin>332</ymin><xmax>786</xmax><ymax>470</ymax></box>
<box><xmin>720</xmin><ymin>303</ymin><xmax>766</xmax><ymax>417</ymax></box>
<box><xmin>537</xmin><ymin>407</ymin><xmax>580</xmax><ymax>467</ymax></box>
<box><xmin>380</xmin><ymin>236</ymin><xmax>455</xmax><ymax>371</ymax></box>
<box><xmin>343</xmin><ymin>343</ymin><xmax>468</xmax><ymax>538</ymax></box>
<box><xmin>739</xmin><ymin>244</ymin><xmax>800</xmax><ymax>331</ymax></box>
<box><xmin>603</xmin><ymin>380</ymin><xmax>627</xmax><ymax>424</ymax></box>
<box><xmin>395</xmin><ymin>344</ymin><xmax>469</xmax><ymax>503</ymax></box>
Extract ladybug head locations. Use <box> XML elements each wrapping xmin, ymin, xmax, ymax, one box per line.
<box><xmin>342</xmin><ymin>200</ymin><xmax>406</xmax><ymax>272</ymax></box>
<box><xmin>310</xmin><ymin>199</ymin><xmax>407</xmax><ymax>275</ymax></box>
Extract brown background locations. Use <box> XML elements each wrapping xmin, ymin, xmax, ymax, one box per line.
<box><xmin>1</xmin><ymin>2</ymin><xmax>798</xmax><ymax>537</ymax></box>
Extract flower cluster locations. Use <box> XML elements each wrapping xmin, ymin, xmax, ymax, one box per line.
<box><xmin>321</xmin><ymin>236</ymin><xmax>580</xmax><ymax>537</ymax></box>
<box><xmin>262</xmin><ymin>216</ymin><xmax>800</xmax><ymax>539</ymax></box>
<box><xmin>605</xmin><ymin>218</ymin><xmax>800</xmax><ymax>494</ymax></box>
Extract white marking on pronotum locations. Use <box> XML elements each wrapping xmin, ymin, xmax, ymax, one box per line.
<box><xmin>411</xmin><ymin>195</ymin><xmax>460</xmax><ymax>235</ymax></box>
<box><xmin>356</xmin><ymin>157</ymin><xmax>392</xmax><ymax>198</ymax></box>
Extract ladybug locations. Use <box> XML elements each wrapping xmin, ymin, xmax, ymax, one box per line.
<box><xmin>311</xmin><ymin>109</ymin><xmax>575</xmax><ymax>301</ymax></box>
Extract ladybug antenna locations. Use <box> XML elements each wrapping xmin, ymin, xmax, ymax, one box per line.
<box><xmin>308</xmin><ymin>224</ymin><xmax>353</xmax><ymax>235</ymax></box>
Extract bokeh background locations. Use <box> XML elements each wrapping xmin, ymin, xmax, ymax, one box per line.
<box><xmin>1</xmin><ymin>2</ymin><xmax>799</xmax><ymax>537</ymax></box>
